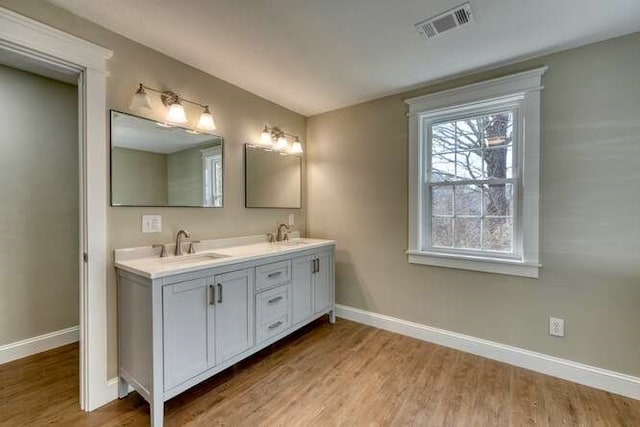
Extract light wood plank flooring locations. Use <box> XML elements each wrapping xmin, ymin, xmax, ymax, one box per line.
<box><xmin>1</xmin><ymin>318</ymin><xmax>639</xmax><ymax>426</ymax></box>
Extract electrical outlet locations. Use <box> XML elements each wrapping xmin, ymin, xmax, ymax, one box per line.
<box><xmin>142</xmin><ymin>215</ymin><xmax>162</xmax><ymax>233</ymax></box>
<box><xmin>549</xmin><ymin>317</ymin><xmax>565</xmax><ymax>337</ymax></box>
<box><xmin>288</xmin><ymin>213</ymin><xmax>295</xmax><ymax>226</ymax></box>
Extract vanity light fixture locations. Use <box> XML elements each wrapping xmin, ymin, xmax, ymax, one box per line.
<box><xmin>129</xmin><ymin>83</ymin><xmax>217</xmax><ymax>131</ymax></box>
<box><xmin>259</xmin><ymin>125</ymin><xmax>303</xmax><ymax>154</ymax></box>
<box><xmin>276</xmin><ymin>134</ymin><xmax>289</xmax><ymax>150</ymax></box>
<box><xmin>290</xmin><ymin>137</ymin><xmax>303</xmax><ymax>154</ymax></box>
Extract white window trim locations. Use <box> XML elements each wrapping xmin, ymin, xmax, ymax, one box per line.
<box><xmin>201</xmin><ymin>145</ymin><xmax>223</xmax><ymax>207</ymax></box>
<box><xmin>405</xmin><ymin>67</ymin><xmax>547</xmax><ymax>278</ymax></box>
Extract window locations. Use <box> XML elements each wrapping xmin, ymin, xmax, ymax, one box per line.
<box><xmin>201</xmin><ymin>146</ymin><xmax>223</xmax><ymax>207</ymax></box>
<box><xmin>405</xmin><ymin>68</ymin><xmax>547</xmax><ymax>278</ymax></box>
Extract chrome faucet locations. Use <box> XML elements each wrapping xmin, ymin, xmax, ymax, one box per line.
<box><xmin>276</xmin><ymin>223</ymin><xmax>290</xmax><ymax>242</ymax></box>
<box><xmin>174</xmin><ymin>229</ymin><xmax>191</xmax><ymax>256</ymax></box>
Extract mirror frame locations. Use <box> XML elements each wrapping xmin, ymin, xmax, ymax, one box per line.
<box><xmin>109</xmin><ymin>109</ymin><xmax>224</xmax><ymax>208</ymax></box>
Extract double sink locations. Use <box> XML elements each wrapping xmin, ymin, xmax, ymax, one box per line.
<box><xmin>156</xmin><ymin>240</ymin><xmax>311</xmax><ymax>268</ymax></box>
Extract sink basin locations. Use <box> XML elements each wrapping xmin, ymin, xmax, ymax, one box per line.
<box><xmin>159</xmin><ymin>253</ymin><xmax>229</xmax><ymax>265</ymax></box>
<box><xmin>275</xmin><ymin>240</ymin><xmax>310</xmax><ymax>247</ymax></box>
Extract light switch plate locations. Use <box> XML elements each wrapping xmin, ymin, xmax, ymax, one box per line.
<box><xmin>142</xmin><ymin>215</ymin><xmax>162</xmax><ymax>233</ymax></box>
<box><xmin>549</xmin><ymin>317</ymin><xmax>565</xmax><ymax>337</ymax></box>
<box><xmin>288</xmin><ymin>213</ymin><xmax>295</xmax><ymax>226</ymax></box>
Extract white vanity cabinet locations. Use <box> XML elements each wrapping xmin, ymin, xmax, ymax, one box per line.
<box><xmin>116</xmin><ymin>239</ymin><xmax>335</xmax><ymax>427</ymax></box>
<box><xmin>214</xmin><ymin>268</ymin><xmax>255</xmax><ymax>363</ymax></box>
<box><xmin>162</xmin><ymin>268</ymin><xmax>254</xmax><ymax>391</ymax></box>
<box><xmin>291</xmin><ymin>250</ymin><xmax>335</xmax><ymax>325</ymax></box>
<box><xmin>162</xmin><ymin>277</ymin><xmax>212</xmax><ymax>390</ymax></box>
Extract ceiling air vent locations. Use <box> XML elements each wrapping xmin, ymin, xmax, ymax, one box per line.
<box><xmin>414</xmin><ymin>2</ymin><xmax>473</xmax><ymax>39</ymax></box>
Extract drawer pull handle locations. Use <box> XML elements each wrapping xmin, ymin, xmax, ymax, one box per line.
<box><xmin>267</xmin><ymin>271</ymin><xmax>282</xmax><ymax>278</ymax></box>
<box><xmin>268</xmin><ymin>321</ymin><xmax>283</xmax><ymax>330</ymax></box>
<box><xmin>268</xmin><ymin>296</ymin><xmax>283</xmax><ymax>304</ymax></box>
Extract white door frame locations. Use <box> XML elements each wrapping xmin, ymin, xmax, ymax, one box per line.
<box><xmin>0</xmin><ymin>7</ymin><xmax>114</xmax><ymax>411</ymax></box>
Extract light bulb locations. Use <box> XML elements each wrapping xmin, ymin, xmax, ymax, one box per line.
<box><xmin>290</xmin><ymin>137</ymin><xmax>303</xmax><ymax>154</ymax></box>
<box><xmin>129</xmin><ymin>84</ymin><xmax>151</xmax><ymax>111</ymax></box>
<box><xmin>166</xmin><ymin>100</ymin><xmax>187</xmax><ymax>124</ymax></box>
<box><xmin>260</xmin><ymin>126</ymin><xmax>272</xmax><ymax>145</ymax></box>
<box><xmin>276</xmin><ymin>135</ymin><xmax>288</xmax><ymax>150</ymax></box>
<box><xmin>197</xmin><ymin>106</ymin><xmax>216</xmax><ymax>131</ymax></box>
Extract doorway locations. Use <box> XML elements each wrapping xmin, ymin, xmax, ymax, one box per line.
<box><xmin>0</xmin><ymin>61</ymin><xmax>79</xmax><ymax>362</ymax></box>
<box><xmin>0</xmin><ymin>6</ymin><xmax>113</xmax><ymax>411</ymax></box>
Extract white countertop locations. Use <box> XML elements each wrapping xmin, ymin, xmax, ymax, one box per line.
<box><xmin>114</xmin><ymin>237</ymin><xmax>335</xmax><ymax>279</ymax></box>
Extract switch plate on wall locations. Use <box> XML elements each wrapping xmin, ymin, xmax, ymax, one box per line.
<box><xmin>288</xmin><ymin>213</ymin><xmax>295</xmax><ymax>226</ymax></box>
<box><xmin>549</xmin><ymin>317</ymin><xmax>565</xmax><ymax>337</ymax></box>
<box><xmin>142</xmin><ymin>215</ymin><xmax>162</xmax><ymax>233</ymax></box>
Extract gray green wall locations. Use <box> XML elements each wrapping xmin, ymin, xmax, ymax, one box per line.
<box><xmin>0</xmin><ymin>64</ymin><xmax>78</xmax><ymax>346</ymax></box>
<box><xmin>112</xmin><ymin>147</ymin><xmax>167</xmax><ymax>206</ymax></box>
<box><xmin>167</xmin><ymin>145</ymin><xmax>205</xmax><ymax>206</ymax></box>
<box><xmin>307</xmin><ymin>32</ymin><xmax>640</xmax><ymax>377</ymax></box>
<box><xmin>0</xmin><ymin>0</ymin><xmax>306</xmax><ymax>377</ymax></box>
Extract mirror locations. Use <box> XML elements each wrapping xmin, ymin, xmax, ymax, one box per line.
<box><xmin>245</xmin><ymin>145</ymin><xmax>301</xmax><ymax>208</ymax></box>
<box><xmin>110</xmin><ymin>111</ymin><xmax>223</xmax><ymax>207</ymax></box>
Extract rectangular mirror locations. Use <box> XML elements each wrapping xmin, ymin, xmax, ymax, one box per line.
<box><xmin>245</xmin><ymin>144</ymin><xmax>301</xmax><ymax>208</ymax></box>
<box><xmin>110</xmin><ymin>110</ymin><xmax>223</xmax><ymax>207</ymax></box>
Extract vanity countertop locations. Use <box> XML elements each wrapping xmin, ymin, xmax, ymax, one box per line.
<box><xmin>114</xmin><ymin>237</ymin><xmax>335</xmax><ymax>279</ymax></box>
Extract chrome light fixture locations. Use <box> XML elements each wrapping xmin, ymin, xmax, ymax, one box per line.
<box><xmin>130</xmin><ymin>83</ymin><xmax>217</xmax><ymax>131</ymax></box>
<box><xmin>259</xmin><ymin>126</ymin><xmax>272</xmax><ymax>145</ymax></box>
<box><xmin>197</xmin><ymin>106</ymin><xmax>216</xmax><ymax>131</ymax></box>
<box><xmin>258</xmin><ymin>125</ymin><xmax>303</xmax><ymax>154</ymax></box>
<box><xmin>129</xmin><ymin>83</ymin><xmax>151</xmax><ymax>110</ymax></box>
<box><xmin>290</xmin><ymin>136</ymin><xmax>303</xmax><ymax>154</ymax></box>
<box><xmin>165</xmin><ymin>97</ymin><xmax>187</xmax><ymax>124</ymax></box>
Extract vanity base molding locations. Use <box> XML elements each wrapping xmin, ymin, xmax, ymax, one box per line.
<box><xmin>116</xmin><ymin>240</ymin><xmax>335</xmax><ymax>427</ymax></box>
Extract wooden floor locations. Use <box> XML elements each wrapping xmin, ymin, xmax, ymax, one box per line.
<box><xmin>1</xmin><ymin>319</ymin><xmax>639</xmax><ymax>426</ymax></box>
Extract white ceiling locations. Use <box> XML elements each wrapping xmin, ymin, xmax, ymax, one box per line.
<box><xmin>112</xmin><ymin>111</ymin><xmax>220</xmax><ymax>154</ymax></box>
<box><xmin>50</xmin><ymin>0</ymin><xmax>640</xmax><ymax>116</ymax></box>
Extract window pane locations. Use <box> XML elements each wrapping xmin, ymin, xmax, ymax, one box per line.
<box><xmin>484</xmin><ymin>147</ymin><xmax>512</xmax><ymax>179</ymax></box>
<box><xmin>483</xmin><ymin>218</ymin><xmax>513</xmax><ymax>252</ymax></box>
<box><xmin>484</xmin><ymin>183</ymin><xmax>513</xmax><ymax>216</ymax></box>
<box><xmin>483</xmin><ymin>113</ymin><xmax>513</xmax><ymax>147</ymax></box>
<box><xmin>431</xmin><ymin>122</ymin><xmax>456</xmax><ymax>153</ymax></box>
<box><xmin>431</xmin><ymin>186</ymin><xmax>453</xmax><ymax>215</ymax></box>
<box><xmin>431</xmin><ymin>152</ymin><xmax>456</xmax><ymax>182</ymax></box>
<box><xmin>454</xmin><ymin>218</ymin><xmax>481</xmax><ymax>249</ymax></box>
<box><xmin>455</xmin><ymin>150</ymin><xmax>483</xmax><ymax>180</ymax></box>
<box><xmin>432</xmin><ymin>217</ymin><xmax>453</xmax><ymax>247</ymax></box>
<box><xmin>456</xmin><ymin>118</ymin><xmax>483</xmax><ymax>151</ymax></box>
<box><xmin>455</xmin><ymin>185</ymin><xmax>481</xmax><ymax>215</ymax></box>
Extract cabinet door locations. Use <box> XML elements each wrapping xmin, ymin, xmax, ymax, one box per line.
<box><xmin>214</xmin><ymin>268</ymin><xmax>254</xmax><ymax>363</ymax></box>
<box><xmin>291</xmin><ymin>254</ymin><xmax>313</xmax><ymax>324</ymax></box>
<box><xmin>313</xmin><ymin>251</ymin><xmax>333</xmax><ymax>314</ymax></box>
<box><xmin>163</xmin><ymin>277</ymin><xmax>214</xmax><ymax>390</ymax></box>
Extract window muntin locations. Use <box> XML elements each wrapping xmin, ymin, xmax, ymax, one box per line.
<box><xmin>423</xmin><ymin>107</ymin><xmax>520</xmax><ymax>257</ymax></box>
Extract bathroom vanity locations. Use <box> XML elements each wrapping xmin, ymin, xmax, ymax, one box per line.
<box><xmin>114</xmin><ymin>235</ymin><xmax>335</xmax><ymax>427</ymax></box>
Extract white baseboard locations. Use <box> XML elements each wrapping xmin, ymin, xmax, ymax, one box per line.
<box><xmin>335</xmin><ymin>304</ymin><xmax>640</xmax><ymax>400</ymax></box>
<box><xmin>0</xmin><ymin>325</ymin><xmax>80</xmax><ymax>365</ymax></box>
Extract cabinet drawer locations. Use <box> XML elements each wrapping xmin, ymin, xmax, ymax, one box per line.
<box><xmin>256</xmin><ymin>284</ymin><xmax>291</xmax><ymax>343</ymax></box>
<box><xmin>255</xmin><ymin>260</ymin><xmax>291</xmax><ymax>291</ymax></box>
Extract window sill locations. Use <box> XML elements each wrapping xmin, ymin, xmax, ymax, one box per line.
<box><xmin>406</xmin><ymin>250</ymin><xmax>540</xmax><ymax>278</ymax></box>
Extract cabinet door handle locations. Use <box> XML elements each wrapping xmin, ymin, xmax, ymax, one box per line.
<box><xmin>268</xmin><ymin>321</ymin><xmax>283</xmax><ymax>330</ymax></box>
<box><xmin>267</xmin><ymin>271</ymin><xmax>282</xmax><ymax>278</ymax></box>
<box><xmin>268</xmin><ymin>296</ymin><xmax>283</xmax><ymax>304</ymax></box>
<box><xmin>209</xmin><ymin>284</ymin><xmax>215</xmax><ymax>305</ymax></box>
<box><xmin>316</xmin><ymin>258</ymin><xmax>320</xmax><ymax>273</ymax></box>
<box><xmin>217</xmin><ymin>283</ymin><xmax>222</xmax><ymax>303</ymax></box>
